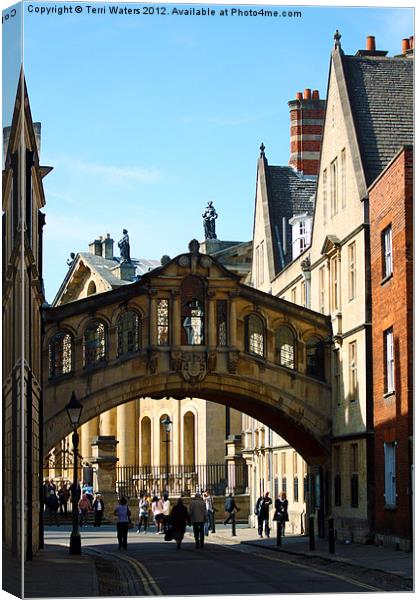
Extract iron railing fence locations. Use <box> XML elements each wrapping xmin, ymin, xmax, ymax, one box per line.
<box><xmin>116</xmin><ymin>463</ymin><xmax>248</xmax><ymax>498</ymax></box>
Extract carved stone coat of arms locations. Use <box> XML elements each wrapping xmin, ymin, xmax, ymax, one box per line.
<box><xmin>180</xmin><ymin>351</ymin><xmax>207</xmax><ymax>383</ymax></box>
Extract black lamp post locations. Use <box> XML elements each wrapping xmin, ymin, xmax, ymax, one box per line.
<box><xmin>160</xmin><ymin>415</ymin><xmax>172</xmax><ymax>493</ymax></box>
<box><xmin>65</xmin><ymin>391</ymin><xmax>83</xmax><ymax>555</ymax></box>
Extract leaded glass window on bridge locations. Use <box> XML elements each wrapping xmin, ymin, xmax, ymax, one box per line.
<box><xmin>246</xmin><ymin>314</ymin><xmax>265</xmax><ymax>358</ymax></box>
<box><xmin>157</xmin><ymin>299</ymin><xmax>169</xmax><ymax>345</ymax></box>
<box><xmin>83</xmin><ymin>321</ymin><xmax>106</xmax><ymax>367</ymax></box>
<box><xmin>48</xmin><ymin>332</ymin><xmax>72</xmax><ymax>378</ymax></box>
<box><xmin>117</xmin><ymin>310</ymin><xmax>140</xmax><ymax>356</ymax></box>
<box><xmin>183</xmin><ymin>299</ymin><xmax>204</xmax><ymax>345</ymax></box>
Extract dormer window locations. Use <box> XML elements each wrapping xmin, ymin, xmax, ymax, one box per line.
<box><xmin>289</xmin><ymin>213</ymin><xmax>312</xmax><ymax>260</ymax></box>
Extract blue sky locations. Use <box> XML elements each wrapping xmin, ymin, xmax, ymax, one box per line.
<box><xmin>2</xmin><ymin>1</ymin><xmax>414</xmax><ymax>302</ymax></box>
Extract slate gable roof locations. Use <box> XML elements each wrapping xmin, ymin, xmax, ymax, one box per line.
<box><xmin>78</xmin><ymin>252</ymin><xmax>160</xmax><ymax>284</ymax></box>
<box><xmin>342</xmin><ymin>55</ymin><xmax>414</xmax><ymax>187</ymax></box>
<box><xmin>267</xmin><ymin>165</ymin><xmax>317</xmax><ymax>273</ymax></box>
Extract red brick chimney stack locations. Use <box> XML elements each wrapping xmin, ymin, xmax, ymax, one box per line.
<box><xmin>366</xmin><ymin>35</ymin><xmax>376</xmax><ymax>51</ymax></box>
<box><xmin>288</xmin><ymin>89</ymin><xmax>325</xmax><ymax>176</ymax></box>
<box><xmin>402</xmin><ymin>38</ymin><xmax>410</xmax><ymax>54</ymax></box>
<box><xmin>409</xmin><ymin>35</ymin><xmax>414</xmax><ymax>49</ymax></box>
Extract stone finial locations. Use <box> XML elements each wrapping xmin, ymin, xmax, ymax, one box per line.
<box><xmin>334</xmin><ymin>29</ymin><xmax>342</xmax><ymax>49</ymax></box>
<box><xmin>260</xmin><ymin>142</ymin><xmax>266</xmax><ymax>157</ymax></box>
<box><xmin>188</xmin><ymin>239</ymin><xmax>200</xmax><ymax>254</ymax></box>
<box><xmin>160</xmin><ymin>255</ymin><xmax>171</xmax><ymax>266</ymax></box>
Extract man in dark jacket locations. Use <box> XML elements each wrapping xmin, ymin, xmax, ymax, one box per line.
<box><xmin>46</xmin><ymin>490</ymin><xmax>60</xmax><ymax>526</ymax></box>
<box><xmin>93</xmin><ymin>494</ymin><xmax>105</xmax><ymax>527</ymax></box>
<box><xmin>255</xmin><ymin>491</ymin><xmax>272</xmax><ymax>538</ymax></box>
<box><xmin>223</xmin><ymin>493</ymin><xmax>240</xmax><ymax>525</ymax></box>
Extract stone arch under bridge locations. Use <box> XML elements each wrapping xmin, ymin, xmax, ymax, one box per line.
<box><xmin>43</xmin><ymin>241</ymin><xmax>332</xmax><ymax>465</ymax></box>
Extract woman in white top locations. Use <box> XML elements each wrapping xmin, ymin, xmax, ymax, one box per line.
<box><xmin>114</xmin><ymin>496</ymin><xmax>131</xmax><ymax>550</ymax></box>
<box><xmin>137</xmin><ymin>494</ymin><xmax>149</xmax><ymax>533</ymax></box>
<box><xmin>151</xmin><ymin>495</ymin><xmax>164</xmax><ymax>533</ymax></box>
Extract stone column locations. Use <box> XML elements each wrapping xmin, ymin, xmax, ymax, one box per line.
<box><xmin>117</xmin><ymin>402</ymin><xmax>137</xmax><ymax>466</ymax></box>
<box><xmin>149</xmin><ymin>291</ymin><xmax>157</xmax><ymax>346</ymax></box>
<box><xmin>208</xmin><ymin>293</ymin><xmax>217</xmax><ymax>347</ymax></box>
<box><xmin>90</xmin><ymin>436</ymin><xmax>119</xmax><ymax>518</ymax></box>
<box><xmin>80</xmin><ymin>417</ymin><xmax>99</xmax><ymax>462</ymax></box>
<box><xmin>229</xmin><ymin>293</ymin><xmax>237</xmax><ymax>348</ymax></box>
<box><xmin>225</xmin><ymin>434</ymin><xmax>246</xmax><ymax>493</ymax></box>
<box><xmin>100</xmin><ymin>408</ymin><xmax>117</xmax><ymax>437</ymax></box>
<box><xmin>171</xmin><ymin>290</ymin><xmax>181</xmax><ymax>346</ymax></box>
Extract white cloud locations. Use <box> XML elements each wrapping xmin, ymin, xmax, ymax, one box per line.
<box><xmin>45</xmin><ymin>156</ymin><xmax>161</xmax><ymax>186</ymax></box>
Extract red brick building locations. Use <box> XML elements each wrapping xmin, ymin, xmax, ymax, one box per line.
<box><xmin>369</xmin><ymin>145</ymin><xmax>413</xmax><ymax>550</ymax></box>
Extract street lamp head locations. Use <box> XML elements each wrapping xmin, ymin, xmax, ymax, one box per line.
<box><xmin>160</xmin><ymin>415</ymin><xmax>173</xmax><ymax>433</ymax></box>
<box><xmin>65</xmin><ymin>391</ymin><xmax>83</xmax><ymax>429</ymax></box>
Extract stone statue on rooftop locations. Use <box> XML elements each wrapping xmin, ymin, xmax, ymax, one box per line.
<box><xmin>202</xmin><ymin>201</ymin><xmax>218</xmax><ymax>240</ymax></box>
<box><xmin>118</xmin><ymin>229</ymin><xmax>131</xmax><ymax>263</ymax></box>
<box><xmin>334</xmin><ymin>29</ymin><xmax>341</xmax><ymax>49</ymax></box>
<box><xmin>67</xmin><ymin>252</ymin><xmax>76</xmax><ymax>267</ymax></box>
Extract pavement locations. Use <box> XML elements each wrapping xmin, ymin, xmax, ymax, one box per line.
<box><xmin>204</xmin><ymin>525</ymin><xmax>414</xmax><ymax>581</ymax></box>
<box><xmin>20</xmin><ymin>524</ymin><xmax>413</xmax><ymax>598</ymax></box>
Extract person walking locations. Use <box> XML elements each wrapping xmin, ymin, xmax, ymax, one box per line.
<box><xmin>223</xmin><ymin>493</ymin><xmax>239</xmax><ymax>525</ymax></box>
<box><xmin>58</xmin><ymin>482</ymin><xmax>70</xmax><ymax>515</ymax></box>
<box><xmin>78</xmin><ymin>493</ymin><xmax>92</xmax><ymax>527</ymax></box>
<box><xmin>189</xmin><ymin>493</ymin><xmax>208</xmax><ymax>549</ymax></box>
<box><xmin>93</xmin><ymin>493</ymin><xmax>105</xmax><ymax>527</ymax></box>
<box><xmin>45</xmin><ymin>490</ymin><xmax>59</xmax><ymax>526</ymax></box>
<box><xmin>169</xmin><ymin>498</ymin><xmax>190</xmax><ymax>550</ymax></box>
<box><xmin>114</xmin><ymin>496</ymin><xmax>131</xmax><ymax>550</ymax></box>
<box><xmin>274</xmin><ymin>491</ymin><xmax>289</xmax><ymax>536</ymax></box>
<box><xmin>255</xmin><ymin>491</ymin><xmax>272</xmax><ymax>538</ymax></box>
<box><xmin>203</xmin><ymin>490</ymin><xmax>215</xmax><ymax>535</ymax></box>
<box><xmin>137</xmin><ymin>494</ymin><xmax>149</xmax><ymax>533</ymax></box>
<box><xmin>151</xmin><ymin>495</ymin><xmax>164</xmax><ymax>534</ymax></box>
<box><xmin>162</xmin><ymin>493</ymin><xmax>170</xmax><ymax>532</ymax></box>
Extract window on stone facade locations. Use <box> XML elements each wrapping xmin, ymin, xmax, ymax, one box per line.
<box><xmin>246</xmin><ymin>314</ymin><xmax>265</xmax><ymax>358</ymax></box>
<box><xmin>382</xmin><ymin>225</ymin><xmax>393</xmax><ymax>279</ymax></box>
<box><xmin>291</xmin><ymin>287</ymin><xmax>297</xmax><ymax>304</ymax></box>
<box><xmin>350</xmin><ymin>443</ymin><xmax>359</xmax><ymax>508</ymax></box>
<box><xmin>157</xmin><ymin>299</ymin><xmax>169</xmax><ymax>345</ymax></box>
<box><xmin>341</xmin><ymin>148</ymin><xmax>346</xmax><ymax>209</ymax></box>
<box><xmin>275</xmin><ymin>326</ymin><xmax>295</xmax><ymax>369</ymax></box>
<box><xmin>274</xmin><ymin>477</ymin><xmax>279</xmax><ymax>500</ymax></box>
<box><xmin>331</xmin><ymin>255</ymin><xmax>340</xmax><ymax>312</ymax></box>
<box><xmin>334</xmin><ymin>446</ymin><xmax>341</xmax><ymax>506</ymax></box>
<box><xmin>384</xmin><ymin>442</ymin><xmax>397</xmax><ymax>507</ymax></box>
<box><xmin>117</xmin><ymin>310</ymin><xmax>140</xmax><ymax>356</ymax></box>
<box><xmin>384</xmin><ymin>328</ymin><xmax>395</xmax><ymax>394</ymax></box>
<box><xmin>281</xmin><ymin>452</ymin><xmax>287</xmax><ymax>494</ymax></box>
<box><xmin>348</xmin><ymin>242</ymin><xmax>356</xmax><ymax>301</ymax></box>
<box><xmin>48</xmin><ymin>331</ymin><xmax>72</xmax><ymax>378</ymax></box>
<box><xmin>323</xmin><ymin>169</ymin><xmax>328</xmax><ymax>223</ymax></box>
<box><xmin>333</xmin><ymin>348</ymin><xmax>341</xmax><ymax>405</ymax></box>
<box><xmin>83</xmin><ymin>321</ymin><xmax>106</xmax><ymax>367</ymax></box>
<box><xmin>349</xmin><ymin>341</ymin><xmax>358</xmax><ymax>402</ymax></box>
<box><xmin>330</xmin><ymin>159</ymin><xmax>338</xmax><ymax>217</ymax></box>
<box><xmin>217</xmin><ymin>300</ymin><xmax>228</xmax><ymax>346</ymax></box>
<box><xmin>306</xmin><ymin>336</ymin><xmax>324</xmax><ymax>380</ymax></box>
<box><xmin>293</xmin><ymin>452</ymin><xmax>298</xmax><ymax>502</ymax></box>
<box><xmin>319</xmin><ymin>266</ymin><xmax>326</xmax><ymax>314</ymax></box>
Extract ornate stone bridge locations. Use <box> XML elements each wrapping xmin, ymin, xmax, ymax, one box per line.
<box><xmin>42</xmin><ymin>241</ymin><xmax>332</xmax><ymax>464</ymax></box>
